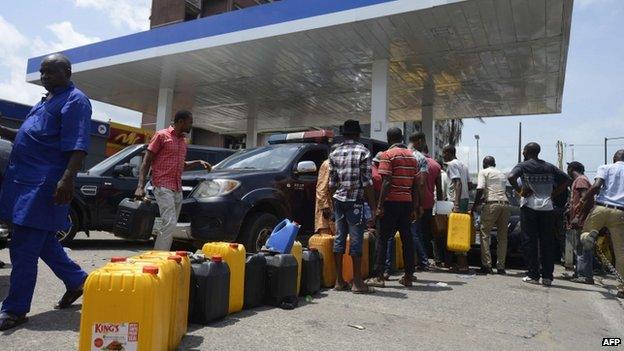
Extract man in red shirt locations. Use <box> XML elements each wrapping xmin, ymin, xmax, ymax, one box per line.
<box><xmin>566</xmin><ymin>161</ymin><xmax>594</xmax><ymax>284</ymax></box>
<box><xmin>410</xmin><ymin>135</ymin><xmax>444</xmax><ymax>270</ymax></box>
<box><xmin>366</xmin><ymin>127</ymin><xmax>420</xmax><ymax>287</ymax></box>
<box><xmin>135</xmin><ymin>110</ymin><xmax>211</xmax><ymax>250</ymax></box>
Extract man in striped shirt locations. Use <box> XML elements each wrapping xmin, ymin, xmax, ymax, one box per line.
<box><xmin>367</xmin><ymin>127</ymin><xmax>421</xmax><ymax>287</ymax></box>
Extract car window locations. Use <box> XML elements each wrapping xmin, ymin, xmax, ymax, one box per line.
<box><xmin>128</xmin><ymin>154</ymin><xmax>143</xmax><ymax>177</ymax></box>
<box><xmin>215</xmin><ymin>144</ymin><xmax>301</xmax><ymax>171</ymax></box>
<box><xmin>88</xmin><ymin>145</ymin><xmax>143</xmax><ymax>174</ymax></box>
<box><xmin>187</xmin><ymin>149</ymin><xmax>235</xmax><ymax>165</ymax></box>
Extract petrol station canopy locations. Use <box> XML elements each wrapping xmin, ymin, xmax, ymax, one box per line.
<box><xmin>26</xmin><ymin>0</ymin><xmax>573</xmax><ymax>139</ymax></box>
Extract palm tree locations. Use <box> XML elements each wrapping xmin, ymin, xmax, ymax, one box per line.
<box><xmin>438</xmin><ymin>119</ymin><xmax>464</xmax><ymax>146</ymax></box>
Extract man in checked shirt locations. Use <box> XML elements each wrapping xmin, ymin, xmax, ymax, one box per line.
<box><xmin>329</xmin><ymin>120</ymin><xmax>377</xmax><ymax>294</ymax></box>
<box><xmin>135</xmin><ymin>110</ymin><xmax>211</xmax><ymax>250</ymax></box>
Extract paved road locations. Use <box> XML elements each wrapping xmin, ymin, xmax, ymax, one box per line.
<box><xmin>0</xmin><ymin>232</ymin><xmax>622</xmax><ymax>350</ymax></box>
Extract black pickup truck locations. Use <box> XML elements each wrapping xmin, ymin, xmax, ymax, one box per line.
<box><xmin>168</xmin><ymin>131</ymin><xmax>387</xmax><ymax>251</ymax></box>
<box><xmin>66</xmin><ymin>144</ymin><xmax>235</xmax><ymax>245</ymax></box>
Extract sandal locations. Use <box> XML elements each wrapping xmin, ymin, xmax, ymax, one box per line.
<box><xmin>333</xmin><ymin>283</ymin><xmax>351</xmax><ymax>291</ymax></box>
<box><xmin>352</xmin><ymin>286</ymin><xmax>375</xmax><ymax>294</ymax></box>
<box><xmin>365</xmin><ymin>277</ymin><xmax>385</xmax><ymax>288</ymax></box>
<box><xmin>0</xmin><ymin>312</ymin><xmax>28</xmax><ymax>331</ymax></box>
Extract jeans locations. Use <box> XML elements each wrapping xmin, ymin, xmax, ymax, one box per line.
<box><xmin>333</xmin><ymin>200</ymin><xmax>365</xmax><ymax>256</ymax></box>
<box><xmin>373</xmin><ymin>201</ymin><xmax>415</xmax><ymax>277</ymax></box>
<box><xmin>153</xmin><ymin>187</ymin><xmax>183</xmax><ymax>251</ymax></box>
<box><xmin>573</xmin><ymin>229</ymin><xmax>594</xmax><ymax>279</ymax></box>
<box><xmin>385</xmin><ymin>237</ymin><xmax>395</xmax><ymax>273</ymax></box>
<box><xmin>412</xmin><ymin>209</ymin><xmax>433</xmax><ymax>267</ymax></box>
<box><xmin>521</xmin><ymin>207</ymin><xmax>555</xmax><ymax>280</ymax></box>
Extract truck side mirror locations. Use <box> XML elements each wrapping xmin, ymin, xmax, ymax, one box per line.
<box><xmin>295</xmin><ymin>161</ymin><xmax>317</xmax><ymax>174</ymax></box>
<box><xmin>113</xmin><ymin>164</ymin><xmax>135</xmax><ymax>178</ymax></box>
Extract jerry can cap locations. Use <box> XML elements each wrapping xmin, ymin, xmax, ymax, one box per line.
<box><xmin>212</xmin><ymin>255</ymin><xmax>223</xmax><ymax>262</ymax></box>
<box><xmin>229</xmin><ymin>243</ymin><xmax>239</xmax><ymax>249</ymax></box>
<box><xmin>110</xmin><ymin>257</ymin><xmax>127</xmax><ymax>263</ymax></box>
<box><xmin>168</xmin><ymin>255</ymin><xmax>182</xmax><ymax>263</ymax></box>
<box><xmin>175</xmin><ymin>251</ymin><xmax>188</xmax><ymax>257</ymax></box>
<box><xmin>143</xmin><ymin>266</ymin><xmax>159</xmax><ymax>274</ymax></box>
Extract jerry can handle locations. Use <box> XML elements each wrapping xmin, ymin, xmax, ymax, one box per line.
<box><xmin>271</xmin><ymin>219</ymin><xmax>290</xmax><ymax>235</ymax></box>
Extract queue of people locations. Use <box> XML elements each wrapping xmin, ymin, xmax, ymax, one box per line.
<box><xmin>317</xmin><ymin>120</ymin><xmax>624</xmax><ymax>300</ymax></box>
<box><xmin>0</xmin><ymin>55</ymin><xmax>621</xmax><ymax>333</ymax></box>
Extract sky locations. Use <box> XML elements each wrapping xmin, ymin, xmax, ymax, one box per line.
<box><xmin>0</xmin><ymin>0</ymin><xmax>623</xmax><ymax>176</ymax></box>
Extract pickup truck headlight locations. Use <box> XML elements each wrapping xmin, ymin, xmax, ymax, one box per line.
<box><xmin>192</xmin><ymin>179</ymin><xmax>240</xmax><ymax>198</ymax></box>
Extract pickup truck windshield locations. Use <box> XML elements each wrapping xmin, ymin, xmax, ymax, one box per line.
<box><xmin>87</xmin><ymin>144</ymin><xmax>143</xmax><ymax>174</ymax></box>
<box><xmin>215</xmin><ymin>144</ymin><xmax>301</xmax><ymax>171</ymax></box>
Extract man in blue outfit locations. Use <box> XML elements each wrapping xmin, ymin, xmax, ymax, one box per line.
<box><xmin>0</xmin><ymin>53</ymin><xmax>90</xmax><ymax>330</ymax></box>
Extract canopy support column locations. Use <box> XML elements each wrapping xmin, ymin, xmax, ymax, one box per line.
<box><xmin>156</xmin><ymin>87</ymin><xmax>174</xmax><ymax>131</ymax></box>
<box><xmin>422</xmin><ymin>104</ymin><xmax>435</xmax><ymax>156</ymax></box>
<box><xmin>371</xmin><ymin>59</ymin><xmax>389</xmax><ymax>141</ymax></box>
<box><xmin>246</xmin><ymin>101</ymin><xmax>258</xmax><ymax>148</ymax></box>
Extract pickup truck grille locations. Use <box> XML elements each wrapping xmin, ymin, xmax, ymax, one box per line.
<box><xmin>182</xmin><ymin>179</ymin><xmax>199</xmax><ymax>199</ymax></box>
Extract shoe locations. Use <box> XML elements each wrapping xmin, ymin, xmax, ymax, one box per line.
<box><xmin>416</xmin><ymin>265</ymin><xmax>430</xmax><ymax>272</ymax></box>
<box><xmin>383</xmin><ymin>272</ymin><xmax>391</xmax><ymax>281</ymax></box>
<box><xmin>559</xmin><ymin>272</ymin><xmax>577</xmax><ymax>280</ymax></box>
<box><xmin>542</xmin><ymin>279</ymin><xmax>553</xmax><ymax>287</ymax></box>
<box><xmin>617</xmin><ymin>290</ymin><xmax>624</xmax><ymax>299</ymax></box>
<box><xmin>570</xmin><ymin>277</ymin><xmax>594</xmax><ymax>285</ymax></box>
<box><xmin>399</xmin><ymin>275</ymin><xmax>414</xmax><ymax>287</ymax></box>
<box><xmin>0</xmin><ymin>312</ymin><xmax>28</xmax><ymax>331</ymax></box>
<box><xmin>477</xmin><ymin>267</ymin><xmax>493</xmax><ymax>275</ymax></box>
<box><xmin>497</xmin><ymin>268</ymin><xmax>507</xmax><ymax>275</ymax></box>
<box><xmin>365</xmin><ymin>277</ymin><xmax>385</xmax><ymax>288</ymax></box>
<box><xmin>522</xmin><ymin>276</ymin><xmax>540</xmax><ymax>285</ymax></box>
<box><xmin>54</xmin><ymin>287</ymin><xmax>84</xmax><ymax>309</ymax></box>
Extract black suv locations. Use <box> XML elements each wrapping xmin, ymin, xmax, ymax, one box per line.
<box><xmin>67</xmin><ymin>144</ymin><xmax>235</xmax><ymax>245</ymax></box>
<box><xmin>168</xmin><ymin>133</ymin><xmax>387</xmax><ymax>251</ymax></box>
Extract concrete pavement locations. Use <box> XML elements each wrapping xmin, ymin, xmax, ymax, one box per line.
<box><xmin>0</xmin><ymin>232</ymin><xmax>622</xmax><ymax>350</ymax></box>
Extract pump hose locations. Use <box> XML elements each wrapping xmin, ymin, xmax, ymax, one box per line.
<box><xmin>595</xmin><ymin>245</ymin><xmax>624</xmax><ymax>285</ymax></box>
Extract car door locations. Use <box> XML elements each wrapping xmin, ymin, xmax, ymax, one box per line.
<box><xmin>287</xmin><ymin>146</ymin><xmax>328</xmax><ymax>234</ymax></box>
<box><xmin>97</xmin><ymin>152</ymin><xmax>145</xmax><ymax>229</ymax></box>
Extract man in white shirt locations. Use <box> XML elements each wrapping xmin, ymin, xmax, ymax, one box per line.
<box><xmin>578</xmin><ymin>149</ymin><xmax>624</xmax><ymax>298</ymax></box>
<box><xmin>472</xmin><ymin>156</ymin><xmax>511</xmax><ymax>275</ymax></box>
<box><xmin>442</xmin><ymin>145</ymin><xmax>471</xmax><ymax>273</ymax></box>
<box><xmin>443</xmin><ymin>145</ymin><xmax>470</xmax><ymax>213</ymax></box>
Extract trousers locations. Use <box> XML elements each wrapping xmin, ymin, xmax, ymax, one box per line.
<box><xmin>153</xmin><ymin>187</ymin><xmax>183</xmax><ymax>251</ymax></box>
<box><xmin>1</xmin><ymin>224</ymin><xmax>87</xmax><ymax>315</ymax></box>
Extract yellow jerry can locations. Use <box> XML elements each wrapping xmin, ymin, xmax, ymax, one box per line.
<box><xmin>202</xmin><ymin>242</ymin><xmax>246</xmax><ymax>313</ymax></box>
<box><xmin>447</xmin><ymin>213</ymin><xmax>472</xmax><ymax>252</ymax></box>
<box><xmin>79</xmin><ymin>264</ymin><xmax>171</xmax><ymax>351</ymax></box>
<box><xmin>134</xmin><ymin>252</ymin><xmax>190</xmax><ymax>349</ymax></box>
<box><xmin>290</xmin><ymin>241</ymin><xmax>303</xmax><ymax>294</ymax></box>
<box><xmin>308</xmin><ymin>234</ymin><xmax>336</xmax><ymax>288</ymax></box>
<box><xmin>394</xmin><ymin>232</ymin><xmax>404</xmax><ymax>270</ymax></box>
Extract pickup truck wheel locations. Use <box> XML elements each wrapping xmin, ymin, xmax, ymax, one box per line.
<box><xmin>241</xmin><ymin>213</ymin><xmax>278</xmax><ymax>252</ymax></box>
<box><xmin>56</xmin><ymin>208</ymin><xmax>78</xmax><ymax>246</ymax></box>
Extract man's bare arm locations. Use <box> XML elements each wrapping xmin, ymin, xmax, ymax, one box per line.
<box><xmin>135</xmin><ymin>151</ymin><xmax>155</xmax><ymax>198</ymax></box>
<box><xmin>0</xmin><ymin>125</ymin><xmax>18</xmax><ymax>142</ymax></box>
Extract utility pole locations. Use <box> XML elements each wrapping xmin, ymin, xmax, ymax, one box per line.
<box><xmin>518</xmin><ymin>122</ymin><xmax>522</xmax><ymax>163</ymax></box>
<box><xmin>474</xmin><ymin>134</ymin><xmax>480</xmax><ymax>172</ymax></box>
<box><xmin>556</xmin><ymin>141</ymin><xmax>564</xmax><ymax>170</ymax></box>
